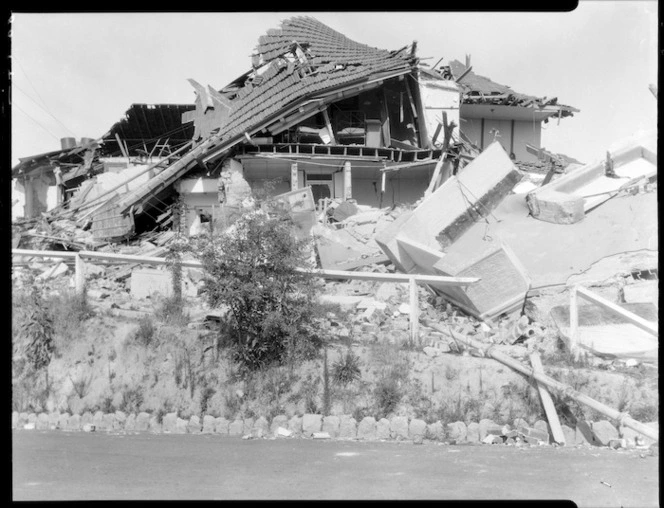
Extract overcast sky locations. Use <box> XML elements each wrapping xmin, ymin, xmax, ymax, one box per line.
<box><xmin>10</xmin><ymin>3</ymin><xmax>658</xmax><ymax>167</ymax></box>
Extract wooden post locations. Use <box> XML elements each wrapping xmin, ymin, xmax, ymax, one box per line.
<box><xmin>75</xmin><ymin>253</ymin><xmax>85</xmax><ymax>295</ymax></box>
<box><xmin>529</xmin><ymin>352</ymin><xmax>566</xmax><ymax>446</ymax></box>
<box><xmin>290</xmin><ymin>162</ymin><xmax>298</xmax><ymax>191</ymax></box>
<box><xmin>409</xmin><ymin>276</ymin><xmax>419</xmax><ymax>345</ymax></box>
<box><xmin>569</xmin><ymin>285</ymin><xmax>579</xmax><ymax>360</ymax></box>
<box><xmin>322</xmin><ymin>108</ymin><xmax>336</xmax><ymax>145</ymax></box>
<box><xmin>343</xmin><ymin>161</ymin><xmax>352</xmax><ymax>200</ymax></box>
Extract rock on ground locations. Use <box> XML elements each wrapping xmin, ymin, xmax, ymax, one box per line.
<box><xmin>409</xmin><ymin>419</ymin><xmax>427</xmax><ymax>443</ymax></box>
<box><xmin>466</xmin><ymin>422</ymin><xmax>480</xmax><ymax>443</ymax></box>
<box><xmin>376</xmin><ymin>418</ymin><xmax>391</xmax><ymax>440</ymax></box>
<box><xmin>357</xmin><ymin>417</ymin><xmax>377</xmax><ymax>440</ymax></box>
<box><xmin>390</xmin><ymin>416</ymin><xmax>409</xmax><ymax>441</ymax></box>
<box><xmin>214</xmin><ymin>417</ymin><xmax>230</xmax><ymax>435</ymax></box>
<box><xmin>591</xmin><ymin>420</ymin><xmax>619</xmax><ymax>446</ymax></box>
<box><xmin>322</xmin><ymin>416</ymin><xmax>341</xmax><ymax>438</ymax></box>
<box><xmin>446</xmin><ymin>421</ymin><xmax>467</xmax><ymax>444</ymax></box>
<box><xmin>302</xmin><ymin>414</ymin><xmax>323</xmax><ymax>437</ymax></box>
<box><xmin>339</xmin><ymin>416</ymin><xmax>357</xmax><ymax>439</ymax></box>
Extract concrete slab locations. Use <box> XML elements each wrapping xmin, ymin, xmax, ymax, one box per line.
<box><xmin>375</xmin><ymin>142</ymin><xmax>521</xmax><ymax>273</ymax></box>
<box><xmin>444</xmin><ymin>191</ymin><xmax>657</xmax><ymax>289</ymax></box>
<box><xmin>527</xmin><ymin>141</ymin><xmax>657</xmax><ymax>224</ymax></box>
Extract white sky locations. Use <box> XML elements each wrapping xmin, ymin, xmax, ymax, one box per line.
<box><xmin>10</xmin><ymin>3</ymin><xmax>658</xmax><ymax>167</ymax></box>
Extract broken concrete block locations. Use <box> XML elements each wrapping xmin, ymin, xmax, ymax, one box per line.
<box><xmin>526</xmin><ymin>141</ymin><xmax>657</xmax><ymax>224</ymax></box>
<box><xmin>479</xmin><ymin>419</ymin><xmax>501</xmax><ymax>440</ymax></box>
<box><xmin>591</xmin><ymin>420</ymin><xmax>619</xmax><ymax>446</ymax></box>
<box><xmin>623</xmin><ymin>280</ymin><xmax>658</xmax><ymax>304</ymax></box>
<box><xmin>376</xmin><ymin>418</ymin><xmax>391</xmax><ymax>440</ymax></box>
<box><xmin>276</xmin><ymin>426</ymin><xmax>293</xmax><ymax>438</ymax></box>
<box><xmin>322</xmin><ymin>416</ymin><xmax>341</xmax><ymax>438</ymax></box>
<box><xmin>423</xmin><ymin>346</ymin><xmax>440</xmax><ymax>357</ymax></box>
<box><xmin>313</xmin><ymin>431</ymin><xmax>331</xmax><ymax>439</ymax></box>
<box><xmin>519</xmin><ymin>426</ymin><xmax>549</xmax><ymax>443</ymax></box>
<box><xmin>302</xmin><ymin>414</ymin><xmax>323</xmax><ymax>437</ymax></box>
<box><xmin>82</xmin><ymin>423</ymin><xmax>95</xmax><ymax>432</ymax></box>
<box><xmin>608</xmin><ymin>438</ymin><xmax>627</xmax><ymax>449</ymax></box>
<box><xmin>357</xmin><ymin>417</ymin><xmax>377</xmax><ymax>440</ymax></box>
<box><xmin>432</xmin><ymin>238</ymin><xmax>531</xmax><ymax>322</ymax></box>
<box><xmin>130</xmin><ymin>268</ymin><xmax>173</xmax><ymax>300</ymax></box>
<box><xmin>375</xmin><ymin>142</ymin><xmax>521</xmax><ymax>273</ymax></box>
<box><xmin>37</xmin><ymin>262</ymin><xmax>69</xmax><ymax>281</ymax></box>
<box><xmin>270</xmin><ymin>415</ymin><xmax>288</xmax><ymax>435</ymax></box>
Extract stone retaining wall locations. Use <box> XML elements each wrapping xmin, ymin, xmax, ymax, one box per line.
<box><xmin>11</xmin><ymin>410</ymin><xmax>658</xmax><ymax>449</ymax></box>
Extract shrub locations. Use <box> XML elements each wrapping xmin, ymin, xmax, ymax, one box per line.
<box><xmin>155</xmin><ymin>295</ymin><xmax>189</xmax><ymax>327</ymax></box>
<box><xmin>18</xmin><ymin>281</ymin><xmax>55</xmax><ymax>373</ymax></box>
<box><xmin>373</xmin><ymin>375</ymin><xmax>401</xmax><ymax>419</ymax></box>
<box><xmin>332</xmin><ymin>348</ymin><xmax>362</xmax><ymax>387</ymax></box>
<box><xmin>192</xmin><ymin>208</ymin><xmax>325</xmax><ymax>372</ymax></box>
<box><xmin>134</xmin><ymin>316</ymin><xmax>156</xmax><ymax>346</ymax></box>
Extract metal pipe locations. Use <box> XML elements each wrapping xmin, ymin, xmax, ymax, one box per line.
<box><xmin>422</xmin><ymin>319</ymin><xmax>658</xmax><ymax>441</ymax></box>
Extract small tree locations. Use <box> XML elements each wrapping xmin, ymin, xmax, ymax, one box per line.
<box><xmin>18</xmin><ymin>279</ymin><xmax>55</xmax><ymax>380</ymax></box>
<box><xmin>192</xmin><ymin>208</ymin><xmax>324</xmax><ymax>372</ymax></box>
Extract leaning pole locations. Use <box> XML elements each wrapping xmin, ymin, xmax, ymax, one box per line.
<box><xmin>422</xmin><ymin>319</ymin><xmax>658</xmax><ymax>442</ymax></box>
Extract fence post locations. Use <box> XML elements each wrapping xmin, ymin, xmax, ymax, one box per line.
<box><xmin>569</xmin><ymin>285</ymin><xmax>579</xmax><ymax>359</ymax></box>
<box><xmin>409</xmin><ymin>276</ymin><xmax>419</xmax><ymax>346</ymax></box>
<box><xmin>75</xmin><ymin>254</ymin><xmax>86</xmax><ymax>295</ymax></box>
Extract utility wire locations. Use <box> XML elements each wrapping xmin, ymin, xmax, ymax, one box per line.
<box><xmin>13</xmin><ymin>102</ymin><xmax>61</xmax><ymax>142</ymax></box>
<box><xmin>13</xmin><ymin>65</ymin><xmax>78</xmax><ymax>138</ymax></box>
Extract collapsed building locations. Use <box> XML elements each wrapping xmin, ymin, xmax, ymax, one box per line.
<box><xmin>12</xmin><ymin>17</ymin><xmax>657</xmax><ymax>354</ymax></box>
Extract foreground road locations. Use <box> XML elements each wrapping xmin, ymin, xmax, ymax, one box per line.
<box><xmin>12</xmin><ymin>430</ymin><xmax>658</xmax><ymax>505</ymax></box>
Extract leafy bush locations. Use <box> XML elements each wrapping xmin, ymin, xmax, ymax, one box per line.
<box><xmin>134</xmin><ymin>316</ymin><xmax>156</xmax><ymax>346</ymax></box>
<box><xmin>192</xmin><ymin>209</ymin><xmax>325</xmax><ymax>372</ymax></box>
<box><xmin>332</xmin><ymin>348</ymin><xmax>362</xmax><ymax>387</ymax></box>
<box><xmin>18</xmin><ymin>282</ymin><xmax>55</xmax><ymax>372</ymax></box>
<box><xmin>155</xmin><ymin>295</ymin><xmax>189</xmax><ymax>327</ymax></box>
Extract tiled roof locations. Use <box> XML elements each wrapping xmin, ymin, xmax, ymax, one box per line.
<box><xmin>211</xmin><ymin>16</ymin><xmax>416</xmax><ymax>141</ymax></box>
<box><xmin>447</xmin><ymin>60</ymin><xmax>577</xmax><ymax>115</ymax></box>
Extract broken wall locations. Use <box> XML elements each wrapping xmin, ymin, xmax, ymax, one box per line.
<box><xmin>461</xmin><ymin>116</ymin><xmax>542</xmax><ymax>161</ymax></box>
<box><xmin>417</xmin><ymin>75</ymin><xmax>460</xmax><ymax>147</ymax></box>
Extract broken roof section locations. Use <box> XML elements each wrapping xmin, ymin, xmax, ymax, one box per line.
<box><xmin>446</xmin><ymin>59</ymin><xmax>579</xmax><ymax>120</ymax></box>
<box><xmin>100</xmin><ymin>103</ymin><xmax>195</xmax><ymax>158</ymax></box>
<box><xmin>184</xmin><ymin>16</ymin><xmax>416</xmax><ymax>142</ymax></box>
<box><xmin>104</xmin><ymin>16</ymin><xmax>421</xmax><ymax>228</ymax></box>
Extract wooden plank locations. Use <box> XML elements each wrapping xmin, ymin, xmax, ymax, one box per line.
<box><xmin>529</xmin><ymin>352</ymin><xmax>566</xmax><ymax>446</ymax></box>
<box><xmin>12</xmin><ymin>249</ymin><xmax>480</xmax><ymax>286</ymax></box>
<box><xmin>576</xmin><ymin>285</ymin><xmax>658</xmax><ymax>337</ymax></box>
<box><xmin>75</xmin><ymin>254</ymin><xmax>85</xmax><ymax>295</ymax></box>
<box><xmin>322</xmin><ymin>108</ymin><xmax>336</xmax><ymax>145</ymax></box>
<box><xmin>343</xmin><ymin>161</ymin><xmax>352</xmax><ymax>200</ymax></box>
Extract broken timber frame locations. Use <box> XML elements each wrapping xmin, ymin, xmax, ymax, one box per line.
<box><xmin>422</xmin><ymin>318</ymin><xmax>658</xmax><ymax>442</ymax></box>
